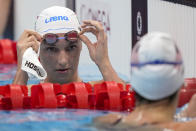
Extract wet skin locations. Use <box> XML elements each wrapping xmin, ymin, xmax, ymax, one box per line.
<box><xmin>39</xmin><ymin>33</ymin><xmax>82</xmax><ymax>84</ymax></box>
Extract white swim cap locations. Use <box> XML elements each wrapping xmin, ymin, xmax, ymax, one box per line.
<box><xmin>35</xmin><ymin>6</ymin><xmax>80</xmax><ymax>36</ymax></box>
<box><xmin>131</xmin><ymin>32</ymin><xmax>184</xmax><ymax>101</ymax></box>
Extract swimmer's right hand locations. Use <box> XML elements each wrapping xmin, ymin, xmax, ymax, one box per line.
<box><xmin>17</xmin><ymin>30</ymin><xmax>42</xmax><ymax>66</ymax></box>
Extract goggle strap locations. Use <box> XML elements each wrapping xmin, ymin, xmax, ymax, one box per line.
<box><xmin>131</xmin><ymin>60</ymin><xmax>183</xmax><ymax>67</ymax></box>
<box><xmin>58</xmin><ymin>37</ymin><xmax>65</xmax><ymax>40</ymax></box>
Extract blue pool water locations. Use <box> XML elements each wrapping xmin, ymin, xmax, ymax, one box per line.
<box><xmin>0</xmin><ymin>109</ymin><xmax>109</xmax><ymax>131</ymax></box>
<box><xmin>0</xmin><ymin>64</ymin><xmax>126</xmax><ymax>131</ymax></box>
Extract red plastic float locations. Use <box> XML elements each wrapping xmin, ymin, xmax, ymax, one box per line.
<box><xmin>31</xmin><ymin>83</ymin><xmax>61</xmax><ymax>108</ymax></box>
<box><xmin>94</xmin><ymin>81</ymin><xmax>135</xmax><ymax>111</ymax></box>
<box><xmin>0</xmin><ymin>39</ymin><xmax>17</xmax><ymax>64</ymax></box>
<box><xmin>0</xmin><ymin>80</ymin><xmax>195</xmax><ymax>110</ymax></box>
<box><xmin>0</xmin><ymin>82</ymin><xmax>135</xmax><ymax>111</ymax></box>
<box><xmin>0</xmin><ymin>84</ymin><xmax>30</xmax><ymax>109</ymax></box>
<box><xmin>178</xmin><ymin>78</ymin><xmax>196</xmax><ymax>107</ymax></box>
<box><xmin>61</xmin><ymin>82</ymin><xmax>94</xmax><ymax>109</ymax></box>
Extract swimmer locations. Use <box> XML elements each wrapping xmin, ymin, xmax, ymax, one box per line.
<box><xmin>94</xmin><ymin>32</ymin><xmax>196</xmax><ymax>131</ymax></box>
<box><xmin>13</xmin><ymin>6</ymin><xmax>124</xmax><ymax>86</ymax></box>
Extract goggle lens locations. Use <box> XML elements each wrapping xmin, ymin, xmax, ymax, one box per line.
<box><xmin>67</xmin><ymin>32</ymin><xmax>78</xmax><ymax>42</ymax></box>
<box><xmin>45</xmin><ymin>34</ymin><xmax>57</xmax><ymax>44</ymax></box>
<box><xmin>43</xmin><ymin>31</ymin><xmax>78</xmax><ymax>44</ymax></box>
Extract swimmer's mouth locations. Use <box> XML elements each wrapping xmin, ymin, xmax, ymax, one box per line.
<box><xmin>56</xmin><ymin>68</ymin><xmax>70</xmax><ymax>73</ymax></box>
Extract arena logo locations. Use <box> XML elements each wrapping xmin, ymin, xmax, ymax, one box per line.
<box><xmin>25</xmin><ymin>61</ymin><xmax>43</xmax><ymax>77</ymax></box>
<box><xmin>45</xmin><ymin>16</ymin><xmax>69</xmax><ymax>24</ymax></box>
<box><xmin>79</xmin><ymin>4</ymin><xmax>111</xmax><ymax>35</ymax></box>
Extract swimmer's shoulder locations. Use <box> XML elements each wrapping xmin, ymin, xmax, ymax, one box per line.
<box><xmin>94</xmin><ymin>113</ymin><xmax>164</xmax><ymax>131</ymax></box>
<box><xmin>158</xmin><ymin>120</ymin><xmax>196</xmax><ymax>131</ymax></box>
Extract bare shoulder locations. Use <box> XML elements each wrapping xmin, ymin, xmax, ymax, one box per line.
<box><xmin>178</xmin><ymin>120</ymin><xmax>196</xmax><ymax>131</ymax></box>
<box><xmin>93</xmin><ymin>114</ymin><xmax>163</xmax><ymax>131</ymax></box>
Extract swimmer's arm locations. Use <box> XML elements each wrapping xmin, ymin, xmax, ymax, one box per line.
<box><xmin>13</xmin><ymin>68</ymin><xmax>28</xmax><ymax>85</ymax></box>
<box><xmin>96</xmin><ymin>61</ymin><xmax>125</xmax><ymax>85</ymax></box>
<box><xmin>79</xmin><ymin>20</ymin><xmax>125</xmax><ymax>85</ymax></box>
<box><xmin>12</xmin><ymin>30</ymin><xmax>41</xmax><ymax>85</ymax></box>
<box><xmin>88</xmin><ymin>61</ymin><xmax>125</xmax><ymax>86</ymax></box>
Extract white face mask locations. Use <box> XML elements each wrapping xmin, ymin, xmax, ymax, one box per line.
<box><xmin>130</xmin><ymin>32</ymin><xmax>184</xmax><ymax>100</ymax></box>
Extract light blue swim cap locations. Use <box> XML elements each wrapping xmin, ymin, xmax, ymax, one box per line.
<box><xmin>131</xmin><ymin>32</ymin><xmax>184</xmax><ymax>100</ymax></box>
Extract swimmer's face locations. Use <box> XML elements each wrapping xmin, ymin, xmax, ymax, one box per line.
<box><xmin>39</xmin><ymin>33</ymin><xmax>82</xmax><ymax>84</ymax></box>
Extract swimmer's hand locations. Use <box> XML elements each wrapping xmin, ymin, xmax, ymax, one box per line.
<box><xmin>17</xmin><ymin>30</ymin><xmax>42</xmax><ymax>66</ymax></box>
<box><xmin>79</xmin><ymin>20</ymin><xmax>125</xmax><ymax>85</ymax></box>
<box><xmin>79</xmin><ymin>20</ymin><xmax>109</xmax><ymax>66</ymax></box>
<box><xmin>13</xmin><ymin>30</ymin><xmax>42</xmax><ymax>85</ymax></box>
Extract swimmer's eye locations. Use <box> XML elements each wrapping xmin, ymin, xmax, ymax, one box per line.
<box><xmin>66</xmin><ymin>45</ymin><xmax>77</xmax><ymax>51</ymax></box>
<box><xmin>67</xmin><ymin>40</ymin><xmax>78</xmax><ymax>44</ymax></box>
<box><xmin>46</xmin><ymin>47</ymin><xmax>58</xmax><ymax>52</ymax></box>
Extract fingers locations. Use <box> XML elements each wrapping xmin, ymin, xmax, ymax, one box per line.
<box><xmin>79</xmin><ymin>35</ymin><xmax>93</xmax><ymax>50</ymax></box>
<box><xmin>25</xmin><ymin>35</ymin><xmax>40</xmax><ymax>53</ymax></box>
<box><xmin>79</xmin><ymin>27</ymin><xmax>98</xmax><ymax>38</ymax></box>
<box><xmin>23</xmin><ymin>30</ymin><xmax>42</xmax><ymax>41</ymax></box>
<box><xmin>18</xmin><ymin>29</ymin><xmax>41</xmax><ymax>51</ymax></box>
<box><xmin>31</xmin><ymin>40</ymin><xmax>40</xmax><ymax>53</ymax></box>
<box><xmin>24</xmin><ymin>40</ymin><xmax>39</xmax><ymax>53</ymax></box>
<box><xmin>18</xmin><ymin>30</ymin><xmax>42</xmax><ymax>45</ymax></box>
<box><xmin>80</xmin><ymin>20</ymin><xmax>106</xmax><ymax>45</ymax></box>
<box><xmin>26</xmin><ymin>30</ymin><xmax>42</xmax><ymax>41</ymax></box>
<box><xmin>82</xmin><ymin>20</ymin><xmax>104</xmax><ymax>32</ymax></box>
<box><xmin>81</xmin><ymin>20</ymin><xmax>106</xmax><ymax>43</ymax></box>
<box><xmin>17</xmin><ymin>32</ymin><xmax>40</xmax><ymax>53</ymax></box>
<box><xmin>22</xmin><ymin>40</ymin><xmax>39</xmax><ymax>52</ymax></box>
<box><xmin>27</xmin><ymin>35</ymin><xmax>37</xmax><ymax>42</ymax></box>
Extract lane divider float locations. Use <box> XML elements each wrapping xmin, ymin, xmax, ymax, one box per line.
<box><xmin>0</xmin><ymin>81</ymin><xmax>136</xmax><ymax>111</ymax></box>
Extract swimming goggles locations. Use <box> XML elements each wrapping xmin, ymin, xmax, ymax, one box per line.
<box><xmin>43</xmin><ymin>31</ymin><xmax>78</xmax><ymax>44</ymax></box>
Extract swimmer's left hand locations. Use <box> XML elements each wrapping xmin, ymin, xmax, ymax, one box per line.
<box><xmin>79</xmin><ymin>20</ymin><xmax>109</xmax><ymax>66</ymax></box>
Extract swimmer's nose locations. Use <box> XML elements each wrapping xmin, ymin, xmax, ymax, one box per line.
<box><xmin>57</xmin><ymin>50</ymin><xmax>68</xmax><ymax>66</ymax></box>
